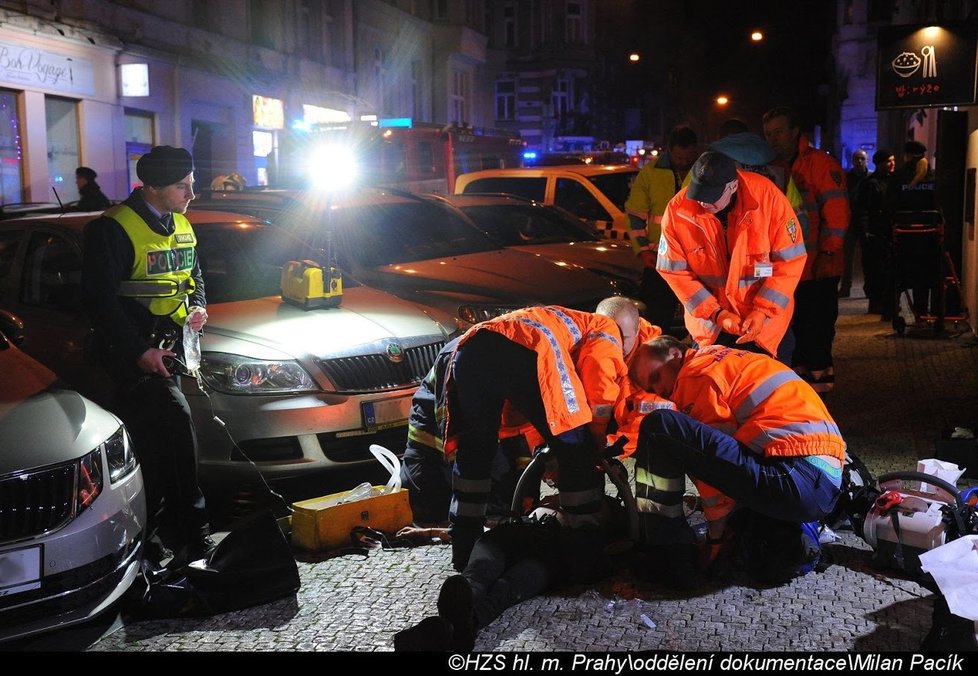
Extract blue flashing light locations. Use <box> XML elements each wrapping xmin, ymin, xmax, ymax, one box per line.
<box><xmin>523</xmin><ymin>151</ymin><xmax>538</xmax><ymax>160</ymax></box>
<box><xmin>379</xmin><ymin>117</ymin><xmax>413</xmax><ymax>128</ymax></box>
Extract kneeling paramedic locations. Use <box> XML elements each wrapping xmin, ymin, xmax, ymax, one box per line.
<box><xmin>628</xmin><ymin>336</ymin><xmax>844</xmax><ymax>584</ymax></box>
<box><xmin>443</xmin><ymin>303</ymin><xmax>638</xmax><ymax>571</ymax></box>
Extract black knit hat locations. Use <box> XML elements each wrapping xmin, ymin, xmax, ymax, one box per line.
<box><xmin>136</xmin><ymin>146</ymin><xmax>195</xmax><ymax>187</ymax></box>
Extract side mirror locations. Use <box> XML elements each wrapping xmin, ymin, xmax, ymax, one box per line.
<box><xmin>0</xmin><ymin>309</ymin><xmax>26</xmax><ymax>345</ymax></box>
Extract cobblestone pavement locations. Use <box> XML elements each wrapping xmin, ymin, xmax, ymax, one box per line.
<box><xmin>19</xmin><ymin>295</ymin><xmax>978</xmax><ymax>655</ymax></box>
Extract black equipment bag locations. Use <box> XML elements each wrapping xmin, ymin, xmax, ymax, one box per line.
<box><xmin>127</xmin><ymin>510</ymin><xmax>300</xmax><ymax>619</ymax></box>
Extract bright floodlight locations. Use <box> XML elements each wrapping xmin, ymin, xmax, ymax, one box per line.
<box><xmin>308</xmin><ymin>144</ymin><xmax>359</xmax><ymax>190</ymax></box>
<box><xmin>751</xmin><ymin>31</ymin><xmax>763</xmax><ymax>41</ymax></box>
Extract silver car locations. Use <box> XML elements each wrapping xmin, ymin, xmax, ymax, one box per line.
<box><xmin>0</xmin><ymin>311</ymin><xmax>145</xmax><ymax>643</ymax></box>
<box><xmin>0</xmin><ymin>211</ymin><xmax>453</xmax><ymax>503</ymax></box>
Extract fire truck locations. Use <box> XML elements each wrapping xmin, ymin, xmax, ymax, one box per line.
<box><xmin>291</xmin><ymin>120</ymin><xmax>526</xmax><ymax>194</ymax></box>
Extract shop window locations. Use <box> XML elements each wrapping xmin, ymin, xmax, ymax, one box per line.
<box><xmin>0</xmin><ymin>89</ymin><xmax>24</xmax><ymax>204</ymax></box>
<box><xmin>125</xmin><ymin>110</ymin><xmax>155</xmax><ymax>144</ymax></box>
<box><xmin>45</xmin><ymin>96</ymin><xmax>79</xmax><ymax>199</ymax></box>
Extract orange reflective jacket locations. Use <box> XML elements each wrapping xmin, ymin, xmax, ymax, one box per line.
<box><xmin>672</xmin><ymin>345</ymin><xmax>846</xmax><ymax>462</ymax></box>
<box><xmin>611</xmin><ymin>318</ymin><xmax>674</xmax><ymax>456</ymax></box>
<box><xmin>444</xmin><ymin>306</ymin><xmax>627</xmax><ymax>460</ymax></box>
<box><xmin>771</xmin><ymin>135</ymin><xmax>850</xmax><ymax>281</ymax></box>
<box><xmin>657</xmin><ymin>170</ymin><xmax>807</xmax><ymax>357</ymax></box>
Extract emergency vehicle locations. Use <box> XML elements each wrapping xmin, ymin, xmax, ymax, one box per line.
<box><xmin>291</xmin><ymin>120</ymin><xmax>525</xmax><ymax>195</ymax></box>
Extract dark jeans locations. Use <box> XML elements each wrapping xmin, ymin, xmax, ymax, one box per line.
<box><xmin>117</xmin><ymin>375</ymin><xmax>209</xmax><ymax>551</ymax></box>
<box><xmin>640</xmin><ymin>265</ymin><xmax>681</xmax><ymax>334</ymax></box>
<box><xmin>863</xmin><ymin>235</ymin><xmax>894</xmax><ymax>314</ymax></box>
<box><xmin>635</xmin><ymin>409</ymin><xmax>840</xmax><ymax>524</ymax></box>
<box><xmin>791</xmin><ymin>277</ymin><xmax>840</xmax><ymax>372</ymax></box>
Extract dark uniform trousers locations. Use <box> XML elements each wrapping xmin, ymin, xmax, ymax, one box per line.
<box><xmin>116</xmin><ymin>374</ymin><xmax>209</xmax><ymax>549</ymax></box>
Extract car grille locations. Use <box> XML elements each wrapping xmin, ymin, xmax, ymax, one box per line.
<box><xmin>0</xmin><ymin>463</ymin><xmax>75</xmax><ymax>544</ymax></box>
<box><xmin>318</xmin><ymin>340</ymin><xmax>445</xmax><ymax>393</ymax></box>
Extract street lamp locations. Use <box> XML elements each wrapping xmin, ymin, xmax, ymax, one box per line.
<box><xmin>715</xmin><ymin>95</ymin><xmax>730</xmax><ymax>106</ymax></box>
<box><xmin>629</xmin><ymin>52</ymin><xmax>640</xmax><ymax>63</ymax></box>
<box><xmin>751</xmin><ymin>30</ymin><xmax>763</xmax><ymax>42</ymax></box>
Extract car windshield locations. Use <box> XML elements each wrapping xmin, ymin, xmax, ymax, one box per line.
<box><xmin>304</xmin><ymin>200</ymin><xmax>500</xmax><ymax>267</ymax></box>
<box><xmin>586</xmin><ymin>172</ymin><xmax>636</xmax><ymax>211</ymax></box>
<box><xmin>458</xmin><ymin>204</ymin><xmax>601</xmax><ymax>245</ymax></box>
<box><xmin>194</xmin><ymin>222</ymin><xmax>322</xmax><ymax>303</ymax></box>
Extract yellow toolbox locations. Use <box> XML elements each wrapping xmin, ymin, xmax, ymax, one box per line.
<box><xmin>290</xmin><ymin>487</ymin><xmax>413</xmax><ymax>552</ymax></box>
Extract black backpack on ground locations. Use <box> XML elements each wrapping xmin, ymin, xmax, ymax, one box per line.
<box><xmin>125</xmin><ymin>509</ymin><xmax>300</xmax><ymax>619</ymax></box>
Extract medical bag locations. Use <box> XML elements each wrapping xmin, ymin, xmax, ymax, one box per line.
<box><xmin>862</xmin><ymin>471</ymin><xmax>975</xmax><ymax>576</ymax></box>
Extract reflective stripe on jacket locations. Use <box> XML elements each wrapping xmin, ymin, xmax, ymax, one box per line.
<box><xmin>656</xmin><ymin>170</ymin><xmax>807</xmax><ymax>357</ymax></box>
<box><xmin>672</xmin><ymin>345</ymin><xmax>846</xmax><ymax>461</ymax></box>
<box><xmin>109</xmin><ymin>204</ymin><xmax>196</xmax><ymax>325</ymax></box>
<box><xmin>624</xmin><ymin>155</ymin><xmax>678</xmax><ymax>253</ymax></box>
<box><xmin>611</xmin><ymin>318</ymin><xmax>673</xmax><ymax>457</ymax></box>
<box><xmin>772</xmin><ymin>135</ymin><xmax>850</xmax><ymax>280</ymax></box>
<box><xmin>443</xmin><ymin>306</ymin><xmax>626</xmax><ymax>459</ymax></box>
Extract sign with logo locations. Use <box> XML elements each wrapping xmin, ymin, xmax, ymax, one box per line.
<box><xmin>253</xmin><ymin>95</ymin><xmax>284</xmax><ymax>130</ymax></box>
<box><xmin>0</xmin><ymin>41</ymin><xmax>94</xmax><ymax>96</ymax></box>
<box><xmin>877</xmin><ymin>22</ymin><xmax>978</xmax><ymax>110</ymax></box>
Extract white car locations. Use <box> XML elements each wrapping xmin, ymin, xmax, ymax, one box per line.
<box><xmin>0</xmin><ymin>311</ymin><xmax>145</xmax><ymax>643</ymax></box>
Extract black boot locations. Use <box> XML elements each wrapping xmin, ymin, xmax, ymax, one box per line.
<box><xmin>393</xmin><ymin>615</ymin><xmax>454</xmax><ymax>651</ymax></box>
<box><xmin>438</xmin><ymin>575</ymin><xmax>476</xmax><ymax>652</ymax></box>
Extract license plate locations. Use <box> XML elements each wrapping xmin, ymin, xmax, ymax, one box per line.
<box><xmin>0</xmin><ymin>545</ymin><xmax>42</xmax><ymax>597</ymax></box>
<box><xmin>361</xmin><ymin>395</ymin><xmax>412</xmax><ymax>432</ymax></box>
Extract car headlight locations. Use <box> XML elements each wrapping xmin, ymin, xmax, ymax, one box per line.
<box><xmin>457</xmin><ymin>304</ymin><xmax>525</xmax><ymax>326</ymax></box>
<box><xmin>104</xmin><ymin>425</ymin><xmax>138</xmax><ymax>483</ymax></box>
<box><xmin>199</xmin><ymin>353</ymin><xmax>319</xmax><ymax>394</ymax></box>
<box><xmin>77</xmin><ymin>449</ymin><xmax>104</xmax><ymax>512</ymax></box>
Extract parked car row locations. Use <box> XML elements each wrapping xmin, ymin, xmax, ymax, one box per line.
<box><xmin>0</xmin><ymin>167</ymin><xmax>646</xmax><ymax>642</ymax></box>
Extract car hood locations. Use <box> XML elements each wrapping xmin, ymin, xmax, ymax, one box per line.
<box><xmin>0</xmin><ymin>390</ymin><xmax>122</xmax><ymax>474</ymax></box>
<box><xmin>203</xmin><ymin>286</ymin><xmax>450</xmax><ymax>361</ymax></box>
<box><xmin>358</xmin><ymin>249</ymin><xmax>624</xmax><ymax>308</ymax></box>
<box><xmin>506</xmin><ymin>242</ymin><xmax>643</xmax><ymax>282</ymax></box>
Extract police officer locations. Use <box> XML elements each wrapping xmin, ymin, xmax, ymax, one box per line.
<box><xmin>81</xmin><ymin>145</ymin><xmax>214</xmax><ymax>565</ymax></box>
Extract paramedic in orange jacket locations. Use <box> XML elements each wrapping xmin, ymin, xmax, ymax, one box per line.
<box><xmin>598</xmin><ymin>297</ymin><xmax>674</xmax><ymax>457</ymax></box>
<box><xmin>628</xmin><ymin>336</ymin><xmax>845</xmax><ymax>586</ymax></box>
<box><xmin>444</xmin><ymin>303</ymin><xmax>638</xmax><ymax>571</ymax></box>
<box><xmin>656</xmin><ymin>152</ymin><xmax>807</xmax><ymax>363</ymax></box>
<box><xmin>764</xmin><ymin>106</ymin><xmax>850</xmax><ymax>393</ymax></box>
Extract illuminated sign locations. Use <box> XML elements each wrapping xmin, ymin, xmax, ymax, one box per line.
<box><xmin>120</xmin><ymin>63</ymin><xmax>149</xmax><ymax>97</ymax></box>
<box><xmin>877</xmin><ymin>22</ymin><xmax>978</xmax><ymax>109</ymax></box>
<box><xmin>252</xmin><ymin>95</ymin><xmax>284</xmax><ymax>129</ymax></box>
<box><xmin>379</xmin><ymin>117</ymin><xmax>413</xmax><ymax>128</ymax></box>
<box><xmin>303</xmin><ymin>104</ymin><xmax>351</xmax><ymax>125</ymax></box>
